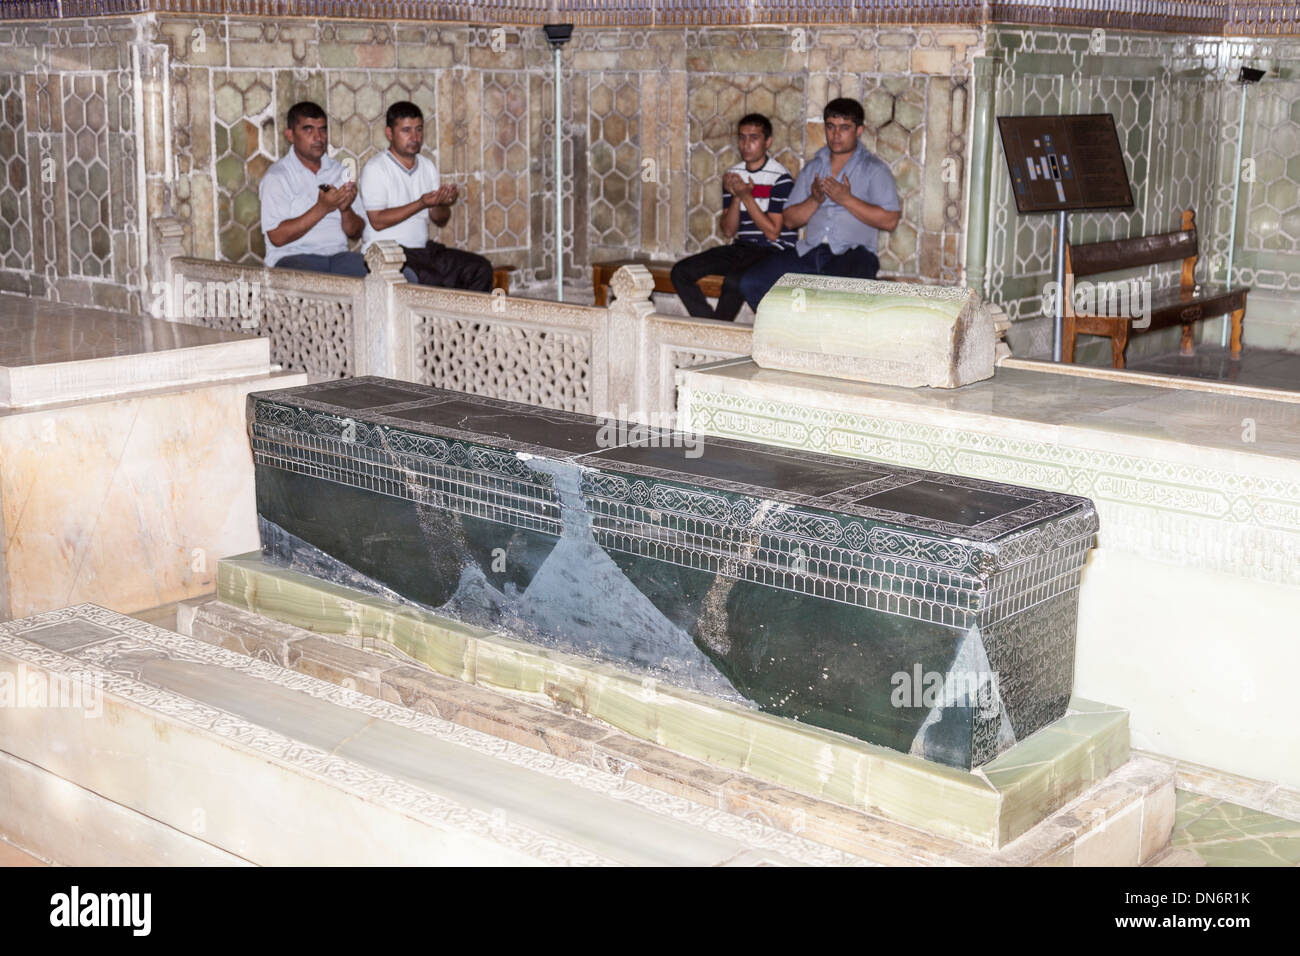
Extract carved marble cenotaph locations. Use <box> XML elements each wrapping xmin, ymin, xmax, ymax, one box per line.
<box><xmin>752</xmin><ymin>275</ymin><xmax>998</xmax><ymax>388</ymax></box>
<box><xmin>249</xmin><ymin>378</ymin><xmax>1098</xmax><ymax>770</ymax></box>
<box><xmin>0</xmin><ymin>297</ymin><xmax>305</xmax><ymax>620</ymax></box>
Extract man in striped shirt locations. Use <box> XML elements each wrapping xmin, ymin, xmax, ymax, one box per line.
<box><xmin>670</xmin><ymin>114</ymin><xmax>797</xmax><ymax>322</ymax></box>
<box><xmin>739</xmin><ymin>98</ymin><xmax>900</xmax><ymax>311</ymax></box>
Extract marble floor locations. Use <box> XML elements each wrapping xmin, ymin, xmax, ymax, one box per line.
<box><xmin>0</xmin><ymin>599</ymin><xmax>1290</xmax><ymax>868</ymax></box>
<box><xmin>1171</xmin><ymin>789</ymin><xmax>1300</xmax><ymax>867</ymax></box>
<box><xmin>1127</xmin><ymin>346</ymin><xmax>1300</xmax><ymax>392</ymax></box>
<box><xmin>1</xmin><ymin>789</ymin><xmax>1290</xmax><ymax>867</ymax></box>
<box><xmin>0</xmin><ymin>839</ymin><xmax>46</xmax><ymax>866</ymax></box>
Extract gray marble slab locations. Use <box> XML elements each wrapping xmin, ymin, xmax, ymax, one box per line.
<box><xmin>0</xmin><ymin>296</ymin><xmax>270</xmax><ymax>408</ymax></box>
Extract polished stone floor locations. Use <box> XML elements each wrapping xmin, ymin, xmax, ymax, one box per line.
<box><xmin>3</xmin><ymin>789</ymin><xmax>1291</xmax><ymax>867</ymax></box>
<box><xmin>1128</xmin><ymin>346</ymin><xmax>1300</xmax><ymax>393</ymax></box>
<box><xmin>1172</xmin><ymin>789</ymin><xmax>1300</xmax><ymax>867</ymax></box>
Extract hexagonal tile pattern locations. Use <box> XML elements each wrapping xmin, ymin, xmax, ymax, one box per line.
<box><xmin>1244</xmin><ymin>81</ymin><xmax>1300</xmax><ymax>256</ymax></box>
<box><xmin>0</xmin><ymin>73</ymin><xmax>32</xmax><ymax>272</ymax></box>
<box><xmin>855</xmin><ymin>76</ymin><xmax>928</xmax><ymax>276</ymax></box>
<box><xmin>213</xmin><ymin>71</ymin><xmax>277</xmax><ymax>265</ymax></box>
<box><xmin>587</xmin><ymin>74</ymin><xmax>642</xmax><ymax>251</ymax></box>
<box><xmin>61</xmin><ymin>73</ymin><xmax>112</xmax><ymax>278</ymax></box>
<box><xmin>481</xmin><ymin>72</ymin><xmax>530</xmax><ymax>252</ymax></box>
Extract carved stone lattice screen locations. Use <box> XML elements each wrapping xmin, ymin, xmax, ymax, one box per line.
<box><xmin>166</xmin><ymin>259</ymin><xmax>356</xmax><ymax>379</ymax></box>
<box><xmin>253</xmin><ymin>291</ymin><xmax>353</xmax><ymax>379</ymax></box>
<box><xmin>659</xmin><ymin>347</ymin><xmax>743</xmax><ymax>424</ymax></box>
<box><xmin>186</xmin><ymin>289</ymin><xmax>354</xmax><ymax>379</ymax></box>
<box><xmin>413</xmin><ymin>313</ymin><xmax>593</xmax><ymax>413</ymax></box>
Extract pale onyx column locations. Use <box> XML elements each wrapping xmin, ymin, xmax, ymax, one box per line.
<box><xmin>361</xmin><ymin>241</ymin><xmax>410</xmax><ymax>380</ymax></box>
<box><xmin>135</xmin><ymin>36</ymin><xmax>171</xmax><ymax>302</ymax></box>
<box><xmin>963</xmin><ymin>56</ymin><xmax>1001</xmax><ymax>300</ymax></box>
<box><xmin>605</xmin><ymin>264</ymin><xmax>656</xmax><ymax>420</ymax></box>
<box><xmin>148</xmin><ymin>216</ymin><xmax>186</xmax><ymax>317</ymax></box>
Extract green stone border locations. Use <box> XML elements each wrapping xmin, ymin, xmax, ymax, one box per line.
<box><xmin>217</xmin><ymin>552</ymin><xmax>1130</xmax><ymax>848</ymax></box>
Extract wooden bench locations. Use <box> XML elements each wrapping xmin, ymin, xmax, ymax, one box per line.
<box><xmin>492</xmin><ymin>265</ymin><xmax>516</xmax><ymax>294</ymax></box>
<box><xmin>592</xmin><ymin>259</ymin><xmax>722</xmax><ymax>307</ymax></box>
<box><xmin>592</xmin><ymin>257</ymin><xmax>919</xmax><ymax>307</ymax></box>
<box><xmin>1063</xmin><ymin>210</ymin><xmax>1248</xmax><ymax>368</ymax></box>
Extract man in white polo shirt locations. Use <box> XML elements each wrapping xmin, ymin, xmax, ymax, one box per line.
<box><xmin>259</xmin><ymin>101</ymin><xmax>366</xmax><ymax>275</ymax></box>
<box><xmin>359</xmin><ymin>101</ymin><xmax>493</xmax><ymax>291</ymax></box>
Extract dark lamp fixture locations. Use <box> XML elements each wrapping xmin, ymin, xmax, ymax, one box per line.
<box><xmin>543</xmin><ymin>24</ymin><xmax>573</xmax><ymax>48</ymax></box>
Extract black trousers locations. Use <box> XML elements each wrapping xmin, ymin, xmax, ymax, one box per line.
<box><xmin>402</xmin><ymin>241</ymin><xmax>493</xmax><ymax>292</ymax></box>
<box><xmin>740</xmin><ymin>244</ymin><xmax>880</xmax><ymax>311</ymax></box>
<box><xmin>670</xmin><ymin>242</ymin><xmax>779</xmax><ymax>322</ymax></box>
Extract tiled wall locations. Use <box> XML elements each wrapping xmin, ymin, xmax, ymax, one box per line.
<box><xmin>988</xmin><ymin>26</ymin><xmax>1300</xmax><ymax>357</ymax></box>
<box><xmin>0</xmin><ymin>18</ymin><xmax>143</xmax><ymax>310</ymax></box>
<box><xmin>987</xmin><ymin>28</ymin><xmax>1223</xmax><ymax>346</ymax></box>
<box><xmin>1225</xmin><ymin>33</ymin><xmax>1300</xmax><ymax>349</ymax></box>
<box><xmin>0</xmin><ymin>16</ymin><xmax>977</xmax><ymax>308</ymax></box>
<box><xmin>1</xmin><ymin>10</ymin><xmax>1298</xmax><ymax>343</ymax></box>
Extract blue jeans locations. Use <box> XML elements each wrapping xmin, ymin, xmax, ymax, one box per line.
<box><xmin>274</xmin><ymin>251</ymin><xmax>367</xmax><ymax>277</ymax></box>
<box><xmin>739</xmin><ymin>244</ymin><xmax>880</xmax><ymax>311</ymax></box>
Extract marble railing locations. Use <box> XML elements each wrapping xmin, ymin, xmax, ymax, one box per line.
<box><xmin>165</xmin><ymin>256</ymin><xmax>364</xmax><ymax>380</ymax></box>
<box><xmin>152</xmin><ymin>220</ymin><xmax>751</xmax><ymax>419</ymax></box>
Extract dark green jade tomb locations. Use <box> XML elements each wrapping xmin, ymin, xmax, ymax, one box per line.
<box><xmin>249</xmin><ymin>377</ymin><xmax>1099</xmax><ymax>770</ymax></box>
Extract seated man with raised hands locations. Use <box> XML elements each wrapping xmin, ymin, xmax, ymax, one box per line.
<box><xmin>739</xmin><ymin>97</ymin><xmax>900</xmax><ymax>311</ymax></box>
<box><xmin>669</xmin><ymin>113</ymin><xmax>797</xmax><ymax>322</ymax></box>
<box><xmin>259</xmin><ymin>101</ymin><xmax>366</xmax><ymax>276</ymax></box>
<box><xmin>358</xmin><ymin>101</ymin><xmax>493</xmax><ymax>291</ymax></box>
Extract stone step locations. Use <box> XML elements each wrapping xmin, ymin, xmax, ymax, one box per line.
<box><xmin>0</xmin><ymin>604</ymin><xmax>873</xmax><ymax>866</ymax></box>
<box><xmin>183</xmin><ymin>588</ymin><xmax>1177</xmax><ymax>866</ymax></box>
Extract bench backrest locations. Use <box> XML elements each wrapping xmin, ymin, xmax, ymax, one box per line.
<box><xmin>1066</xmin><ymin>209</ymin><xmax>1198</xmax><ymax>285</ymax></box>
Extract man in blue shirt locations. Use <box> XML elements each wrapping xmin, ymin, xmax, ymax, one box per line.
<box><xmin>739</xmin><ymin>98</ymin><xmax>900</xmax><ymax>311</ymax></box>
<box><xmin>670</xmin><ymin>114</ymin><xmax>797</xmax><ymax>322</ymax></box>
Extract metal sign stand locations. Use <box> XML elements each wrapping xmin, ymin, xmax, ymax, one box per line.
<box><xmin>1054</xmin><ymin>209</ymin><xmax>1069</xmax><ymax>362</ymax></box>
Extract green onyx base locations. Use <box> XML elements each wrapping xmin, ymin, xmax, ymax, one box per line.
<box><xmin>216</xmin><ymin>552</ymin><xmax>1130</xmax><ymax>849</ymax></box>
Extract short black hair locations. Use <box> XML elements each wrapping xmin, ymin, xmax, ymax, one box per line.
<box><xmin>823</xmin><ymin>97</ymin><xmax>865</xmax><ymax>127</ymax></box>
<box><xmin>386</xmin><ymin>101</ymin><xmax>424</xmax><ymax>128</ymax></box>
<box><xmin>737</xmin><ymin>113</ymin><xmax>773</xmax><ymax>140</ymax></box>
<box><xmin>286</xmin><ymin>101</ymin><xmax>326</xmax><ymax>129</ymax></box>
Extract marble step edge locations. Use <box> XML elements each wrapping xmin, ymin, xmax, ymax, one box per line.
<box><xmin>0</xmin><ymin>368</ymin><xmax>306</xmax><ymax>419</ymax></box>
<box><xmin>675</xmin><ymin>369</ymin><xmax>1300</xmax><ymax>478</ymax></box>
<box><xmin>1</xmin><ymin>338</ymin><xmax>274</xmax><ymax>409</ymax></box>
<box><xmin>1</xmin><ymin>613</ymin><xmax>853</xmax><ymax>867</ymax></box>
<box><xmin>187</xmin><ymin>577</ymin><xmax>1154</xmax><ymax>862</ymax></box>
<box><xmin>0</xmin><ymin>748</ymin><xmax>250</xmax><ymax>867</ymax></box>
<box><xmin>212</xmin><ymin>553</ymin><xmax>1131</xmax><ymax>849</ymax></box>
<box><xmin>0</xmin><ymin>643</ymin><xmax>559</xmax><ymax>866</ymax></box>
<box><xmin>1000</xmin><ymin>357</ymin><xmax>1300</xmax><ymax>407</ymax></box>
<box><xmin>1133</xmin><ymin>749</ymin><xmax>1300</xmax><ymax>823</ymax></box>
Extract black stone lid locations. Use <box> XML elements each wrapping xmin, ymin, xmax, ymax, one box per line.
<box><xmin>248</xmin><ymin>378</ymin><xmax>1099</xmax><ymax>625</ymax></box>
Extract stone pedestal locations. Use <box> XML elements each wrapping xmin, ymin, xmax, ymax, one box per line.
<box><xmin>190</xmin><ymin>560</ymin><xmax>1174</xmax><ymax>861</ymax></box>
<box><xmin>249</xmin><ymin>377</ymin><xmax>1097</xmax><ymax>770</ymax></box>
<box><xmin>0</xmin><ymin>297</ymin><xmax>306</xmax><ymax>620</ymax></box>
<box><xmin>677</xmin><ymin>357</ymin><xmax>1300</xmax><ymax>790</ymax></box>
